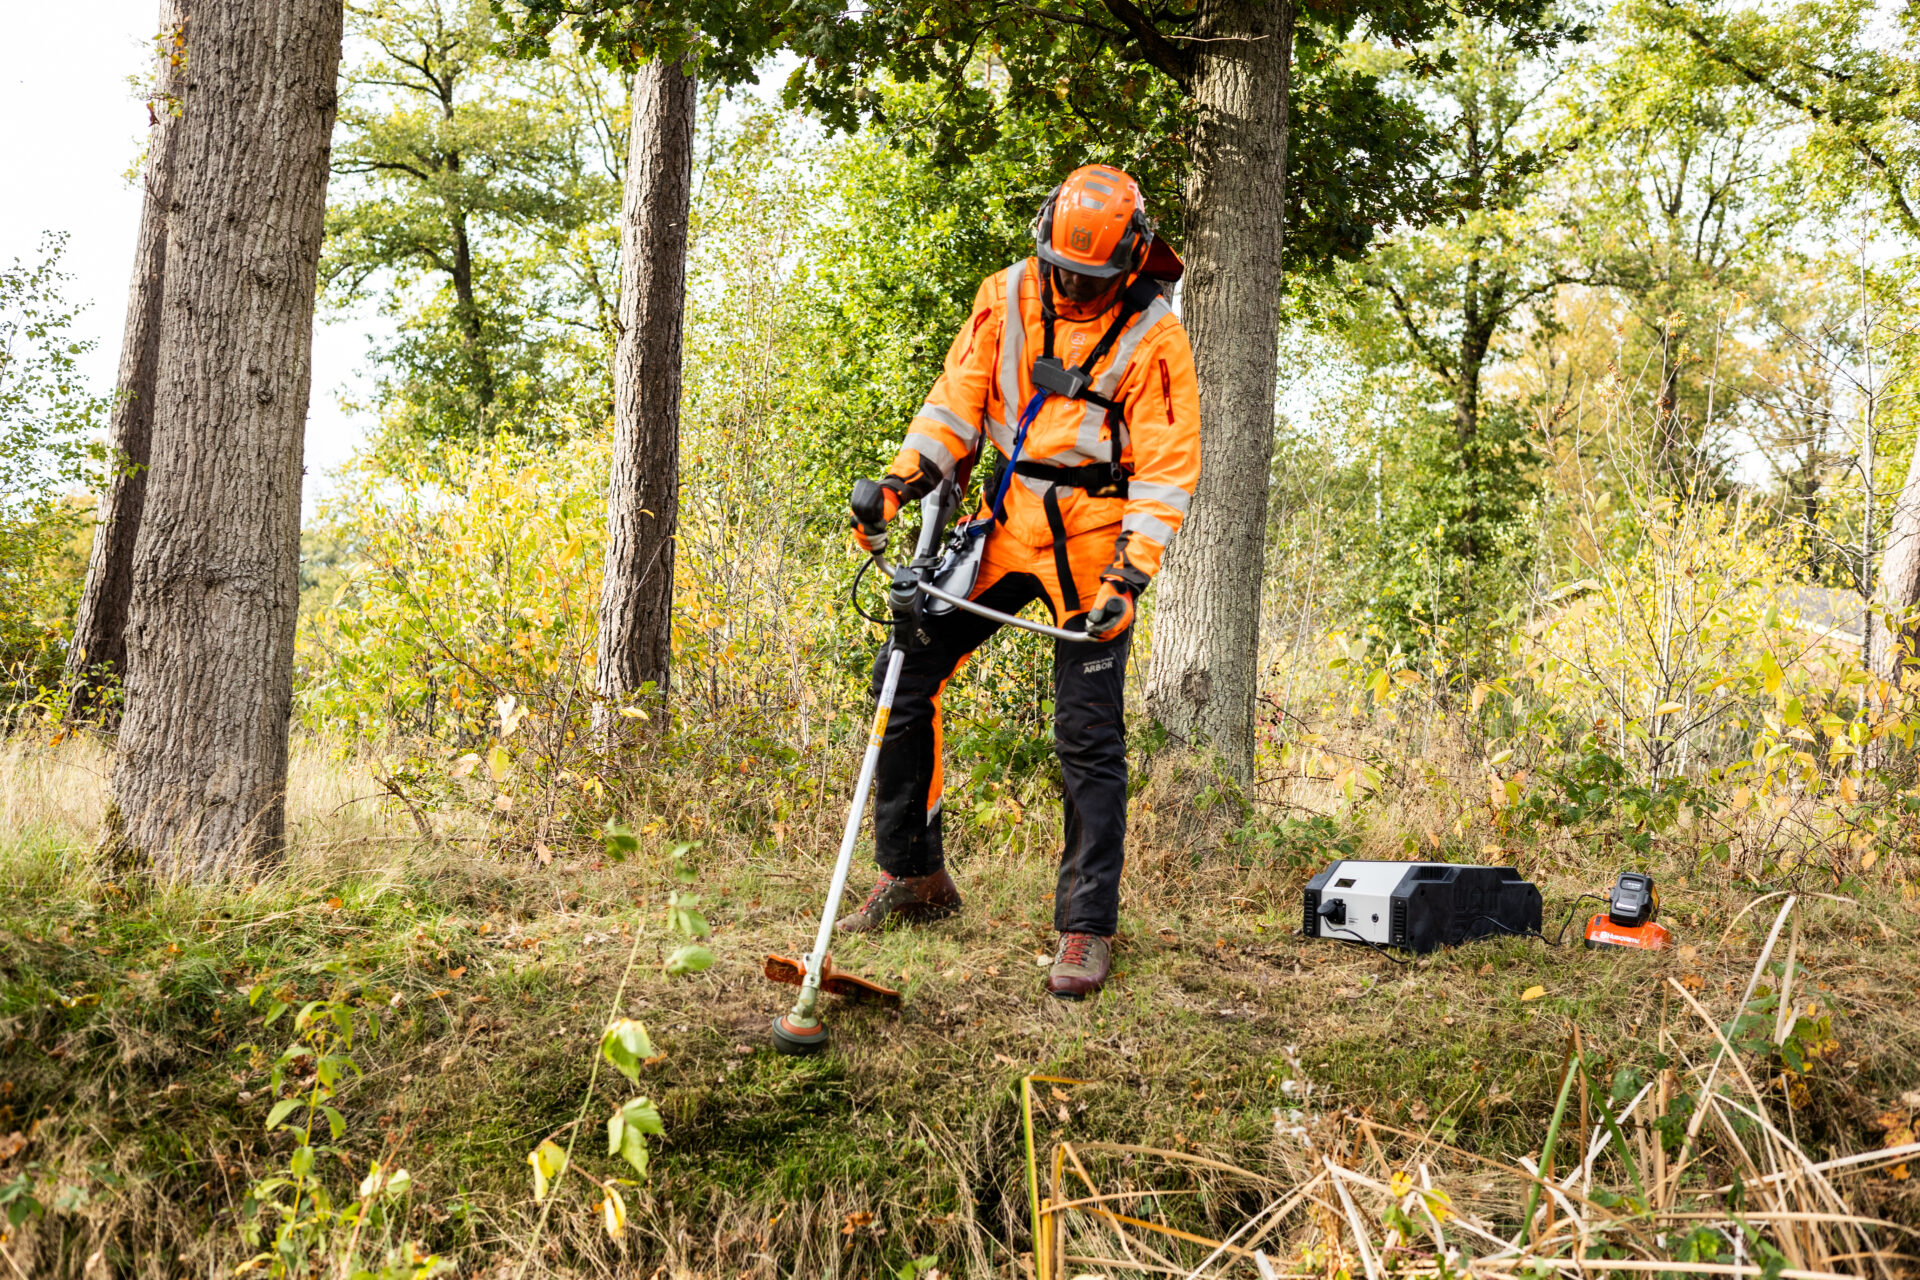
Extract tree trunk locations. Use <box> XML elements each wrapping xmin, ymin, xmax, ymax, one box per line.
<box><xmin>108</xmin><ymin>0</ymin><xmax>343</xmax><ymax>876</ymax></box>
<box><xmin>1871</xmin><ymin>441</ymin><xmax>1920</xmax><ymax>687</ymax></box>
<box><xmin>66</xmin><ymin>0</ymin><xmax>186</xmax><ymax>721</ymax></box>
<box><xmin>595</xmin><ymin>56</ymin><xmax>695</xmax><ymax>705</ymax></box>
<box><xmin>1143</xmin><ymin>0</ymin><xmax>1293</xmax><ymax>782</ymax></box>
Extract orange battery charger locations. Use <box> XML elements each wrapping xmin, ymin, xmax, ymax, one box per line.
<box><xmin>1583</xmin><ymin>871</ymin><xmax>1670</xmax><ymax>950</ymax></box>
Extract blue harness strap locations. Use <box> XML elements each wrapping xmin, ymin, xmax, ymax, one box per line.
<box><xmin>981</xmin><ymin>389</ymin><xmax>1050</xmax><ymax>533</ymax></box>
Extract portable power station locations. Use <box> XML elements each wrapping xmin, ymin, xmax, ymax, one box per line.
<box><xmin>1301</xmin><ymin>860</ymin><xmax>1543</xmax><ymax>954</ymax></box>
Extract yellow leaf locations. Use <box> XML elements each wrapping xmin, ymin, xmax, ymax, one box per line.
<box><xmin>602</xmin><ymin>1186</ymin><xmax>627</xmax><ymax>1238</ymax></box>
<box><xmin>449</xmin><ymin>753</ymin><xmax>481</xmax><ymax>778</ymax></box>
<box><xmin>1392</xmin><ymin>669</ymin><xmax>1421</xmax><ymax>688</ymax></box>
<box><xmin>487</xmin><ymin>743</ymin><xmax>511</xmax><ymax>781</ymax></box>
<box><xmin>1861</xmin><ymin>848</ymin><xmax>1879</xmax><ymax>870</ymax></box>
<box><xmin>1838</xmin><ymin>774</ymin><xmax>1858</xmax><ymax>803</ymax></box>
<box><xmin>1520</xmin><ymin>985</ymin><xmax>1546</xmax><ymax>1002</ymax></box>
<box><xmin>1654</xmin><ymin>701</ymin><xmax>1684</xmax><ymax>716</ymax></box>
<box><xmin>1470</xmin><ymin>683</ymin><xmax>1490</xmax><ymax>715</ymax></box>
<box><xmin>1732</xmin><ymin>786</ymin><xmax>1751</xmax><ymax>811</ymax></box>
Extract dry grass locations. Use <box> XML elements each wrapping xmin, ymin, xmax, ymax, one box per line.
<box><xmin>1030</xmin><ymin>898</ymin><xmax>1920</xmax><ymax>1280</ymax></box>
<box><xmin>1</xmin><ymin>735</ymin><xmax>1917</xmax><ymax>1279</ymax></box>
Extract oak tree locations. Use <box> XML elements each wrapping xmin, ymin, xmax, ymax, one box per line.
<box><xmin>109</xmin><ymin>0</ymin><xmax>345</xmax><ymax>874</ymax></box>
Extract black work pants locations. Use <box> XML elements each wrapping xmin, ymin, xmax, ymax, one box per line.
<box><xmin>869</xmin><ymin>570</ymin><xmax>1132</xmax><ymax>937</ymax></box>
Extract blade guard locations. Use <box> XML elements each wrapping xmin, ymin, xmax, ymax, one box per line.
<box><xmin>763</xmin><ymin>953</ymin><xmax>902</xmax><ymax>1006</ymax></box>
<box><xmin>1583</xmin><ymin>915</ymin><xmax>1671</xmax><ymax>950</ymax></box>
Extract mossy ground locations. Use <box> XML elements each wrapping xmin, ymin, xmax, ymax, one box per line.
<box><xmin>2</xmin><ymin>738</ymin><xmax>1917</xmax><ymax>1278</ymax></box>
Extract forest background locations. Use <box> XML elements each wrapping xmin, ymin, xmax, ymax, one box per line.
<box><xmin>3</xmin><ymin>0</ymin><xmax>1920</xmax><ymax>1275</ymax></box>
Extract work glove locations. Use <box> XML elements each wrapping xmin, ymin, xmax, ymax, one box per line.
<box><xmin>849</xmin><ymin>478</ymin><xmax>903</xmax><ymax>554</ymax></box>
<box><xmin>1084</xmin><ymin>568</ymin><xmax>1146</xmax><ymax>641</ymax></box>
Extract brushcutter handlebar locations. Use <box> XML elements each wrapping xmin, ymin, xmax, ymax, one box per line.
<box><xmin>870</xmin><ymin>548</ymin><xmax>1094</xmax><ymax>645</ymax></box>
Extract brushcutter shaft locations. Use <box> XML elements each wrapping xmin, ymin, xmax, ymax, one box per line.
<box><xmin>790</xmin><ymin>643</ymin><xmax>905</xmax><ymax>1023</ymax></box>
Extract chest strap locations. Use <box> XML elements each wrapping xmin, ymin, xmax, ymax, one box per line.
<box><xmin>1012</xmin><ymin>458</ymin><xmax>1129</xmax><ymax>499</ymax></box>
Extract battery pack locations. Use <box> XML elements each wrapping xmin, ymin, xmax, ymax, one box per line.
<box><xmin>1302</xmin><ymin>861</ymin><xmax>1543</xmax><ymax>954</ymax></box>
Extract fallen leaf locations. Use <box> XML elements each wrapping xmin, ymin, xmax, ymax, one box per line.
<box><xmin>446</xmin><ymin>966</ymin><xmax>466</xmax><ymax>980</ymax></box>
<box><xmin>536</xmin><ymin>843</ymin><xmax>553</xmax><ymax>867</ymax></box>
<box><xmin>1408</xmin><ymin>1099</ymin><xmax>1431</xmax><ymax>1122</ymax></box>
<box><xmin>1050</xmin><ymin>1086</ymin><xmax>1070</xmax><ymax>1102</ymax></box>
<box><xmin>840</xmin><ymin>1211</ymin><xmax>873</xmax><ymax>1236</ymax></box>
<box><xmin>994</xmin><ymin>1053</ymin><xmax>1018</xmax><ymax>1066</ymax></box>
<box><xmin>1680</xmin><ymin>973</ymin><xmax>1704</xmax><ymax>992</ymax></box>
<box><xmin>326</xmin><ymin>897</ymin><xmax>343</xmax><ymax>911</ymax></box>
<box><xmin>1520</xmin><ymin>985</ymin><xmax>1546</xmax><ymax>1002</ymax></box>
<box><xmin>1478</xmin><ymin>962</ymin><xmax>1494</xmax><ymax>976</ymax></box>
<box><xmin>1676</xmin><ymin>945</ymin><xmax>1700</xmax><ymax>965</ymax></box>
<box><xmin>1056</xmin><ymin>1104</ymin><xmax>1070</xmax><ymax>1123</ymax></box>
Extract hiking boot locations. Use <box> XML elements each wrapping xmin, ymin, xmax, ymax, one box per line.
<box><xmin>835</xmin><ymin>869</ymin><xmax>962</xmax><ymax>933</ymax></box>
<box><xmin>1046</xmin><ymin>932</ymin><xmax>1112</xmax><ymax>1000</ymax></box>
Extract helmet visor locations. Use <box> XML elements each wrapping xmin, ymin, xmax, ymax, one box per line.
<box><xmin>1053</xmin><ymin>264</ymin><xmax>1119</xmax><ymax>306</ymax></box>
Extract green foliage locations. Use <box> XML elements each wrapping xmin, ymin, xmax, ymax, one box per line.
<box><xmin>0</xmin><ymin>234</ymin><xmax>105</xmax><ymax>711</ymax></box>
<box><xmin>1227</xmin><ymin>811</ymin><xmax>1357</xmax><ymax>871</ymax></box>
<box><xmin>235</xmin><ymin>970</ymin><xmax>446</xmax><ymax>1278</ymax></box>
<box><xmin>1511</xmin><ymin>739</ymin><xmax>1720</xmax><ymax>857</ymax></box>
<box><xmin>1360</xmin><ymin>398</ymin><xmax>1540</xmax><ymax>663</ymax></box>
<box><xmin>326</xmin><ymin>0</ymin><xmax>624</xmax><ymax>459</ymax></box>
<box><xmin>1627</xmin><ymin>0</ymin><xmax>1920</xmax><ymax>239</ymax></box>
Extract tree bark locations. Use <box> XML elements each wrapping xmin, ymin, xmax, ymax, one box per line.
<box><xmin>108</xmin><ymin>0</ymin><xmax>343</xmax><ymax>875</ymax></box>
<box><xmin>595</xmin><ymin>56</ymin><xmax>695</xmax><ymax>705</ymax></box>
<box><xmin>1144</xmin><ymin>0</ymin><xmax>1293</xmax><ymax>782</ymax></box>
<box><xmin>66</xmin><ymin>0</ymin><xmax>186</xmax><ymax>720</ymax></box>
<box><xmin>1871</xmin><ymin>441</ymin><xmax>1920</xmax><ymax>687</ymax></box>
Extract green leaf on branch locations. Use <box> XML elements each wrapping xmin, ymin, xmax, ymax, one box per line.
<box><xmin>265</xmin><ymin>1099</ymin><xmax>301</xmax><ymax>1132</ymax></box>
<box><xmin>607</xmin><ymin>1097</ymin><xmax>663</xmax><ymax>1176</ymax></box>
<box><xmin>664</xmin><ymin>944</ymin><xmax>716</xmax><ymax>976</ymax></box>
<box><xmin>666</xmin><ymin>892</ymin><xmax>710</xmax><ymax>939</ymax></box>
<box><xmin>600</xmin><ymin>818</ymin><xmax>637</xmax><ymax>862</ymax></box>
<box><xmin>600</xmin><ymin>1018</ymin><xmax>655</xmax><ymax>1084</ymax></box>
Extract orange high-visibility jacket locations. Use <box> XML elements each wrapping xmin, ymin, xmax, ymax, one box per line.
<box><xmin>886</xmin><ymin>258</ymin><xmax>1201</xmax><ymax>580</ymax></box>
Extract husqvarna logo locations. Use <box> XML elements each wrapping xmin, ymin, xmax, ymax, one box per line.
<box><xmin>1069</xmin><ymin>225</ymin><xmax>1093</xmax><ymax>252</ymax></box>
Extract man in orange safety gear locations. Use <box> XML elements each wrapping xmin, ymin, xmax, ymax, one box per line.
<box><xmin>842</xmin><ymin>164</ymin><xmax>1201</xmax><ymax>1000</ymax></box>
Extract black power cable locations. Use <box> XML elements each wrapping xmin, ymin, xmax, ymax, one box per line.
<box><xmin>1463</xmin><ymin>914</ymin><xmax>1555</xmax><ymax>946</ymax></box>
<box><xmin>848</xmin><ymin>553</ymin><xmax>891</xmax><ymax>626</ymax></box>
<box><xmin>1324</xmin><ymin>926</ymin><xmax>1413</xmax><ymax>967</ymax></box>
<box><xmin>1549</xmin><ymin>894</ymin><xmax>1613</xmax><ymax>946</ymax></box>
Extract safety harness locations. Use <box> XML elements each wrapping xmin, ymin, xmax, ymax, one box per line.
<box><xmin>980</xmin><ymin>266</ymin><xmax>1164</xmax><ymax>613</ymax></box>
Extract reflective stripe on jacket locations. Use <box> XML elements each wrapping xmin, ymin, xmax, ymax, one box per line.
<box><xmin>885</xmin><ymin>258</ymin><xmax>1202</xmax><ymax>579</ymax></box>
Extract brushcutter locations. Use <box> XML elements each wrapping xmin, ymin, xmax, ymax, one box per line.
<box><xmin>768</xmin><ymin>482</ymin><xmax>1091</xmax><ymax>1056</ymax></box>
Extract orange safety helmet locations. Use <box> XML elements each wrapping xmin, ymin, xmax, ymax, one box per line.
<box><xmin>1033</xmin><ymin>165</ymin><xmax>1155</xmax><ymax>280</ymax></box>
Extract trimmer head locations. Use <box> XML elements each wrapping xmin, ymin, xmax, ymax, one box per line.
<box><xmin>762</xmin><ymin>953</ymin><xmax>902</xmax><ymax>1007</ymax></box>
<box><xmin>770</xmin><ymin>1011</ymin><xmax>830</xmax><ymax>1056</ymax></box>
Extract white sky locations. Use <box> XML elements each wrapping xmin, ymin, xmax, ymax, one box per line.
<box><xmin>0</xmin><ymin>0</ymin><xmax>376</xmax><ymax>517</ymax></box>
